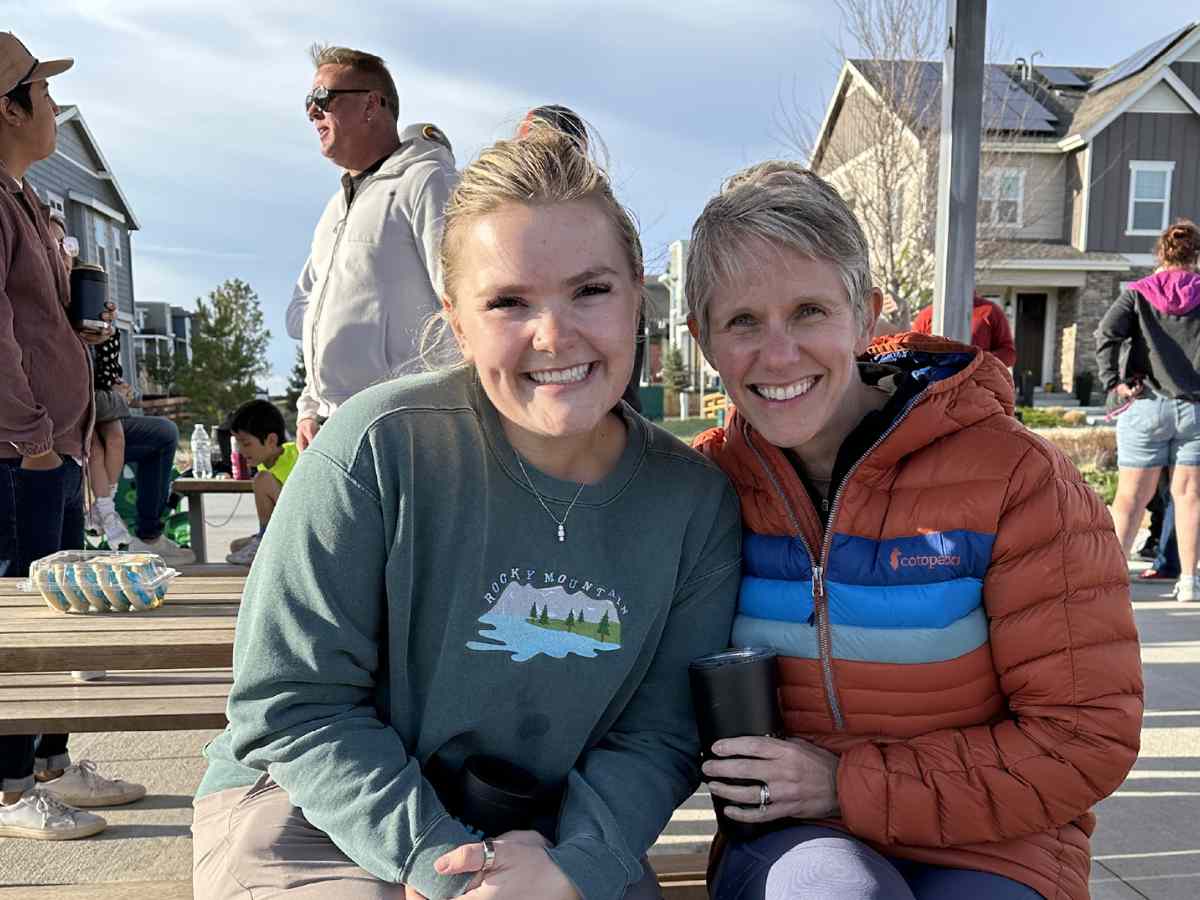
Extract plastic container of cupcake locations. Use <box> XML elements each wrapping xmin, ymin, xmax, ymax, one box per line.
<box><xmin>21</xmin><ymin>550</ymin><xmax>180</xmax><ymax>614</ymax></box>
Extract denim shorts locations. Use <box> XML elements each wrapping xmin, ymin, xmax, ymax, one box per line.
<box><xmin>1116</xmin><ymin>395</ymin><xmax>1200</xmax><ymax>468</ymax></box>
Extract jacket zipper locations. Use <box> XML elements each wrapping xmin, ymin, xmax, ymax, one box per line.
<box><xmin>306</xmin><ymin>170</ymin><xmax>391</xmax><ymax>407</ymax></box>
<box><xmin>743</xmin><ymin>385</ymin><xmax>930</xmax><ymax>732</ymax></box>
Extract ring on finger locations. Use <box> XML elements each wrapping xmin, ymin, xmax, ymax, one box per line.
<box><xmin>481</xmin><ymin>838</ymin><xmax>496</xmax><ymax>872</ymax></box>
<box><xmin>758</xmin><ymin>783</ymin><xmax>771</xmax><ymax>809</ymax></box>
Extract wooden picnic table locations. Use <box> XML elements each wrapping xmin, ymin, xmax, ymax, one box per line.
<box><xmin>172</xmin><ymin>477</ymin><xmax>253</xmax><ymax>565</ymax></box>
<box><xmin>0</xmin><ymin>575</ymin><xmax>243</xmax><ymax>734</ymax></box>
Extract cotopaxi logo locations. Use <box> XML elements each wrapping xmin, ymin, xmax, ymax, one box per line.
<box><xmin>889</xmin><ymin>547</ymin><xmax>961</xmax><ymax>570</ymax></box>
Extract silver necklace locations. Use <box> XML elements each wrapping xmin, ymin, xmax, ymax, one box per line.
<box><xmin>513</xmin><ymin>451</ymin><xmax>586</xmax><ymax>543</ymax></box>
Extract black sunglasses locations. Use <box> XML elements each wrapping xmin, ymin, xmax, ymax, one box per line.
<box><xmin>305</xmin><ymin>85</ymin><xmax>372</xmax><ymax>114</ymax></box>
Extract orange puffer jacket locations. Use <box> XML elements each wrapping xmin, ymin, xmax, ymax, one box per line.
<box><xmin>695</xmin><ymin>333</ymin><xmax>1143</xmax><ymax>900</ymax></box>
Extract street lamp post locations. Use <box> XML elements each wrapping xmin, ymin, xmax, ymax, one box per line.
<box><xmin>931</xmin><ymin>0</ymin><xmax>987</xmax><ymax>343</ymax></box>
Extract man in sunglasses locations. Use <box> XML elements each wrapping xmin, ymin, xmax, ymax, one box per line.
<box><xmin>286</xmin><ymin>44</ymin><xmax>456</xmax><ymax>451</ymax></box>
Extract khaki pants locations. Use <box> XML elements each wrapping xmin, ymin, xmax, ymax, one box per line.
<box><xmin>192</xmin><ymin>775</ymin><xmax>663</xmax><ymax>899</ymax></box>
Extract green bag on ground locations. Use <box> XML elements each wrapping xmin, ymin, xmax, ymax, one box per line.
<box><xmin>89</xmin><ymin>465</ymin><xmax>191</xmax><ymax>550</ymax></box>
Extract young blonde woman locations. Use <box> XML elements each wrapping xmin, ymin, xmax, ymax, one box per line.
<box><xmin>686</xmin><ymin>163</ymin><xmax>1141</xmax><ymax>900</ymax></box>
<box><xmin>191</xmin><ymin>127</ymin><xmax>741</xmax><ymax>900</ymax></box>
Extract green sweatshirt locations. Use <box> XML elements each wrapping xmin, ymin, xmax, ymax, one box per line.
<box><xmin>197</xmin><ymin>366</ymin><xmax>741</xmax><ymax>900</ymax></box>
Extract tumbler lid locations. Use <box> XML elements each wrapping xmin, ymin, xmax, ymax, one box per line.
<box><xmin>70</xmin><ymin>263</ymin><xmax>106</xmax><ymax>283</ymax></box>
<box><xmin>689</xmin><ymin>646</ymin><xmax>776</xmax><ymax>670</ymax></box>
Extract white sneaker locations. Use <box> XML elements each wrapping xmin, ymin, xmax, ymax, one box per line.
<box><xmin>84</xmin><ymin>504</ymin><xmax>102</xmax><ymax>535</ymax></box>
<box><xmin>1175</xmin><ymin>576</ymin><xmax>1200</xmax><ymax>603</ymax></box>
<box><xmin>0</xmin><ymin>788</ymin><xmax>107</xmax><ymax>839</ymax></box>
<box><xmin>127</xmin><ymin>534</ymin><xmax>195</xmax><ymax>566</ymax></box>
<box><xmin>226</xmin><ymin>533</ymin><xmax>261</xmax><ymax>566</ymax></box>
<box><xmin>99</xmin><ymin>508</ymin><xmax>132</xmax><ymax>550</ymax></box>
<box><xmin>37</xmin><ymin>760</ymin><xmax>146</xmax><ymax>808</ymax></box>
<box><xmin>229</xmin><ymin>533</ymin><xmax>258</xmax><ymax>553</ymax></box>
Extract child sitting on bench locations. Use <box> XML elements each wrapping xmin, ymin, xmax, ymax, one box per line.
<box><xmin>225</xmin><ymin>399</ymin><xmax>297</xmax><ymax>566</ymax></box>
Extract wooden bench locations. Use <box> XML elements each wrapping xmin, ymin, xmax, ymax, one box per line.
<box><xmin>0</xmin><ymin>854</ymin><xmax>709</xmax><ymax>899</ymax></box>
<box><xmin>171</xmin><ymin>477</ymin><xmax>254</xmax><ymax>567</ymax></box>
<box><xmin>0</xmin><ymin>669</ymin><xmax>231</xmax><ymax>735</ymax></box>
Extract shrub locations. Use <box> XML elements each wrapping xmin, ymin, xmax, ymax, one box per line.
<box><xmin>1080</xmin><ymin>467</ymin><xmax>1119</xmax><ymax>506</ymax></box>
<box><xmin>1032</xmin><ymin>426</ymin><xmax>1117</xmax><ymax>470</ymax></box>
<box><xmin>1016</xmin><ymin>407</ymin><xmax>1088</xmax><ymax>429</ymax></box>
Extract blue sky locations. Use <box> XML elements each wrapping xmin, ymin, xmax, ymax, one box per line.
<box><xmin>5</xmin><ymin>1</ymin><xmax>1195</xmax><ymax>391</ymax></box>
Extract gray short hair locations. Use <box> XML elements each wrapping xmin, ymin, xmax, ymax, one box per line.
<box><xmin>309</xmin><ymin>43</ymin><xmax>399</xmax><ymax>119</ymax></box>
<box><xmin>685</xmin><ymin>161</ymin><xmax>873</xmax><ymax>346</ymax></box>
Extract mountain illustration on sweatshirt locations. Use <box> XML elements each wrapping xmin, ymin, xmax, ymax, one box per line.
<box><xmin>467</xmin><ymin>580</ymin><xmax>623</xmax><ymax>662</ymax></box>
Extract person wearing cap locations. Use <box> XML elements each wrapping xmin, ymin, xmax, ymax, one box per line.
<box><xmin>285</xmin><ymin>43</ymin><xmax>457</xmax><ymax>451</ymax></box>
<box><xmin>515</xmin><ymin>104</ymin><xmax>646</xmax><ymax>414</ymax></box>
<box><xmin>0</xmin><ymin>33</ymin><xmax>146</xmax><ymax>841</ymax></box>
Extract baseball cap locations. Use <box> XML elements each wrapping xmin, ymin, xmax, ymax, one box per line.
<box><xmin>0</xmin><ymin>33</ymin><xmax>73</xmax><ymax>97</ymax></box>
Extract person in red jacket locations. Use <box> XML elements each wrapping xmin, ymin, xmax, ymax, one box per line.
<box><xmin>911</xmin><ymin>293</ymin><xmax>1017</xmax><ymax>367</ymax></box>
<box><xmin>684</xmin><ymin>161</ymin><xmax>1141</xmax><ymax>900</ymax></box>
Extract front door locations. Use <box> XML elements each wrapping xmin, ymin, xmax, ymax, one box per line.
<box><xmin>1015</xmin><ymin>293</ymin><xmax>1047</xmax><ymax>386</ymax></box>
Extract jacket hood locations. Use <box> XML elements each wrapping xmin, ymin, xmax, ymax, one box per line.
<box><xmin>695</xmin><ymin>333</ymin><xmax>1015</xmax><ymax>515</ymax></box>
<box><xmin>1131</xmin><ymin>269</ymin><xmax>1200</xmax><ymax>316</ymax></box>
<box><xmin>376</xmin><ymin>122</ymin><xmax>456</xmax><ymax>179</ymax></box>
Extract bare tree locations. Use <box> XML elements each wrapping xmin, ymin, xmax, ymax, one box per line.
<box><xmin>791</xmin><ymin>0</ymin><xmax>1065</xmax><ymax>326</ymax></box>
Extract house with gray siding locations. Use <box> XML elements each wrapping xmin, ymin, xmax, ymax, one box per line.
<box><xmin>25</xmin><ymin>105</ymin><xmax>140</xmax><ymax>382</ymax></box>
<box><xmin>810</xmin><ymin>20</ymin><xmax>1200</xmax><ymax>392</ymax></box>
<box><xmin>134</xmin><ymin>300</ymin><xmax>193</xmax><ymax>396</ymax></box>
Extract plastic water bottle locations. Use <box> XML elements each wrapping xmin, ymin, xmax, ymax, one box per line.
<box><xmin>191</xmin><ymin>425</ymin><xmax>212</xmax><ymax>479</ymax></box>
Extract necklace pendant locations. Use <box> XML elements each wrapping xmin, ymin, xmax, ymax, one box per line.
<box><xmin>557</xmin><ymin>524</ymin><xmax>565</xmax><ymax>542</ymax></box>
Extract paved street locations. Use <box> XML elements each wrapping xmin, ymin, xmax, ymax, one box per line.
<box><xmin>0</xmin><ymin>495</ymin><xmax>1197</xmax><ymax>896</ymax></box>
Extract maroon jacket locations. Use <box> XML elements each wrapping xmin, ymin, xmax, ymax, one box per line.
<box><xmin>0</xmin><ymin>168</ymin><xmax>91</xmax><ymax>459</ymax></box>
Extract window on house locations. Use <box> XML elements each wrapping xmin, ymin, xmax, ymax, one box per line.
<box><xmin>1127</xmin><ymin>161</ymin><xmax>1174</xmax><ymax>235</ymax></box>
<box><xmin>979</xmin><ymin>169</ymin><xmax>1024</xmax><ymax>228</ymax></box>
<box><xmin>45</xmin><ymin>192</ymin><xmax>66</xmax><ymax>218</ymax></box>
<box><xmin>113</xmin><ymin>231</ymin><xmax>123</xmax><ymax>267</ymax></box>
<box><xmin>93</xmin><ymin>214</ymin><xmax>109</xmax><ymax>271</ymax></box>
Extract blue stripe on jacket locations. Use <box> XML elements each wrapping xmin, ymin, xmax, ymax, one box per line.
<box><xmin>731</xmin><ymin>606</ymin><xmax>989</xmax><ymax>664</ymax></box>
<box><xmin>744</xmin><ymin>531</ymin><xmax>994</xmax><ymax>586</ymax></box>
<box><xmin>739</xmin><ymin>575</ymin><xmax>982</xmax><ymax>628</ymax></box>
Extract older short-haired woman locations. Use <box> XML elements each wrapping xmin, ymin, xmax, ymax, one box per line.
<box><xmin>687</xmin><ymin>162</ymin><xmax>1142</xmax><ymax>900</ymax></box>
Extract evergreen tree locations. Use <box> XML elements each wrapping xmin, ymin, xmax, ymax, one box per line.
<box><xmin>172</xmin><ymin>279</ymin><xmax>271</xmax><ymax>427</ymax></box>
<box><xmin>577</xmin><ymin>609</ymin><xmax>586</xmax><ymax>625</ymax></box>
<box><xmin>565</xmin><ymin>610</ymin><xmax>576</xmax><ymax>632</ymax></box>
<box><xmin>661</xmin><ymin>345</ymin><xmax>689</xmax><ymax>394</ymax></box>
<box><xmin>598</xmin><ymin>610</ymin><xmax>611</xmax><ymax>641</ymax></box>
<box><xmin>285</xmin><ymin>346</ymin><xmax>307</xmax><ymax>413</ymax></box>
<box><xmin>528</xmin><ymin>602</ymin><xmax>538</xmax><ymax>623</ymax></box>
<box><xmin>538</xmin><ymin>605</ymin><xmax>550</xmax><ymax>626</ymax></box>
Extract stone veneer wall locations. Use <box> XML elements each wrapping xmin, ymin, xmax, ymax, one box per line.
<box><xmin>1058</xmin><ymin>269</ymin><xmax>1152</xmax><ymax>392</ymax></box>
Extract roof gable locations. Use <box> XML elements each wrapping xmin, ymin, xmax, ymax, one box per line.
<box><xmin>52</xmin><ymin>106</ymin><xmax>140</xmax><ymax>230</ymax></box>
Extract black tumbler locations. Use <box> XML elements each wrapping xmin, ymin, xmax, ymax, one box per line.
<box><xmin>69</xmin><ymin>264</ymin><xmax>108</xmax><ymax>332</ymax></box>
<box><xmin>689</xmin><ymin>647</ymin><xmax>783</xmax><ymax>841</ymax></box>
<box><xmin>458</xmin><ymin>755</ymin><xmax>541</xmax><ymax>837</ymax></box>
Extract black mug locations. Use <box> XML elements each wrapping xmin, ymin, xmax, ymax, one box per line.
<box><xmin>69</xmin><ymin>264</ymin><xmax>108</xmax><ymax>333</ymax></box>
<box><xmin>690</xmin><ymin>647</ymin><xmax>783</xmax><ymax>841</ymax></box>
<box><xmin>458</xmin><ymin>755</ymin><xmax>555</xmax><ymax>839</ymax></box>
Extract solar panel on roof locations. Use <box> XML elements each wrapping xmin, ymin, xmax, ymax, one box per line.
<box><xmin>985</xmin><ymin>67</ymin><xmax>1057</xmax><ymax>132</ymax></box>
<box><xmin>1036</xmin><ymin>66</ymin><xmax>1087</xmax><ymax>88</ymax></box>
<box><xmin>1090</xmin><ymin>24</ymin><xmax>1191</xmax><ymax>94</ymax></box>
<box><xmin>858</xmin><ymin>60</ymin><xmax>1057</xmax><ymax>134</ymax></box>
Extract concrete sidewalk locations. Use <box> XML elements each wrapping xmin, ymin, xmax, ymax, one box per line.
<box><xmin>0</xmin><ymin>496</ymin><xmax>1197</xmax><ymax>896</ymax></box>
